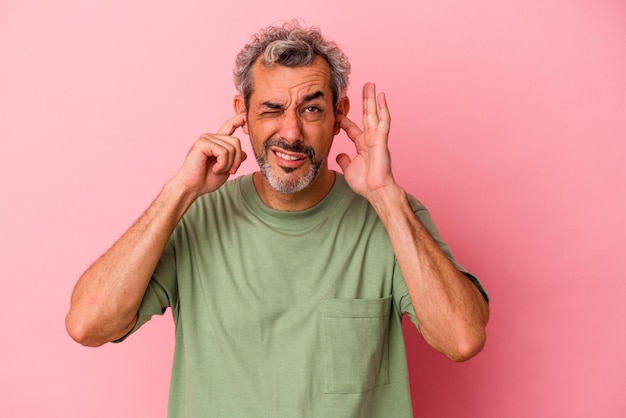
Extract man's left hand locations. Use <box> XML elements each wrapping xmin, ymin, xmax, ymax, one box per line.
<box><xmin>337</xmin><ymin>83</ymin><xmax>397</xmax><ymax>201</ymax></box>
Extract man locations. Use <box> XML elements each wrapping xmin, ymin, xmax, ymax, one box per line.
<box><xmin>66</xmin><ymin>21</ymin><xmax>489</xmax><ymax>417</ymax></box>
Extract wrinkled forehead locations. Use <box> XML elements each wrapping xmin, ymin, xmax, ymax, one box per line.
<box><xmin>249</xmin><ymin>56</ymin><xmax>333</xmax><ymax>105</ymax></box>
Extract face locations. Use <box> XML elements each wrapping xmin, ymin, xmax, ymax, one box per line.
<box><xmin>236</xmin><ymin>56</ymin><xmax>346</xmax><ymax>194</ymax></box>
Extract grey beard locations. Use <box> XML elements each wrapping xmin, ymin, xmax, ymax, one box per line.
<box><xmin>255</xmin><ymin>139</ymin><xmax>325</xmax><ymax>193</ymax></box>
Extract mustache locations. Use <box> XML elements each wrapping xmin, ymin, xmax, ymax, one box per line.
<box><xmin>264</xmin><ymin>139</ymin><xmax>316</xmax><ymax>160</ymax></box>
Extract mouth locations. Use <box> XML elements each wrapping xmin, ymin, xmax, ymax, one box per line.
<box><xmin>259</xmin><ymin>139</ymin><xmax>316</xmax><ymax>173</ymax></box>
<box><xmin>274</xmin><ymin>150</ymin><xmax>306</xmax><ymax>162</ymax></box>
<box><xmin>271</xmin><ymin>148</ymin><xmax>308</xmax><ymax>171</ymax></box>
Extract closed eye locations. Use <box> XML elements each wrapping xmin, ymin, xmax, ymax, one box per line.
<box><xmin>259</xmin><ymin>110</ymin><xmax>281</xmax><ymax>117</ymax></box>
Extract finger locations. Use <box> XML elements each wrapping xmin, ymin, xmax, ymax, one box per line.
<box><xmin>213</xmin><ymin>139</ymin><xmax>235</xmax><ymax>174</ymax></box>
<box><xmin>216</xmin><ymin>113</ymin><xmax>246</xmax><ymax>136</ymax></box>
<box><xmin>339</xmin><ymin>115</ymin><xmax>362</xmax><ymax>143</ymax></box>
<box><xmin>377</xmin><ymin>92</ymin><xmax>391</xmax><ymax>134</ymax></box>
<box><xmin>226</xmin><ymin>143</ymin><xmax>246</xmax><ymax>175</ymax></box>
<box><xmin>210</xmin><ymin>136</ymin><xmax>244</xmax><ymax>174</ymax></box>
<box><xmin>363</xmin><ymin>82</ymin><xmax>379</xmax><ymax>130</ymax></box>
<box><xmin>196</xmin><ymin>135</ymin><xmax>238</xmax><ymax>174</ymax></box>
<box><xmin>218</xmin><ymin>137</ymin><xmax>246</xmax><ymax>175</ymax></box>
<box><xmin>335</xmin><ymin>153</ymin><xmax>351</xmax><ymax>173</ymax></box>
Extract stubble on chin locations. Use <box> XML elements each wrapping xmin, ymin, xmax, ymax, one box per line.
<box><xmin>254</xmin><ymin>141</ymin><xmax>326</xmax><ymax>194</ymax></box>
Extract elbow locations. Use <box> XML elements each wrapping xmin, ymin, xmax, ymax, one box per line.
<box><xmin>423</xmin><ymin>324</ymin><xmax>487</xmax><ymax>362</ymax></box>
<box><xmin>66</xmin><ymin>309</ymin><xmax>137</xmax><ymax>347</ymax></box>
<box><xmin>448</xmin><ymin>300</ymin><xmax>490</xmax><ymax>361</ymax></box>
<box><xmin>65</xmin><ymin>312</ymin><xmax>107</xmax><ymax>347</ymax></box>
<box><xmin>446</xmin><ymin>329</ymin><xmax>487</xmax><ymax>362</ymax></box>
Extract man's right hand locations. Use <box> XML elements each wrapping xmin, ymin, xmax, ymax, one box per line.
<box><xmin>65</xmin><ymin>113</ymin><xmax>249</xmax><ymax>347</ymax></box>
<box><xmin>174</xmin><ymin>113</ymin><xmax>248</xmax><ymax>197</ymax></box>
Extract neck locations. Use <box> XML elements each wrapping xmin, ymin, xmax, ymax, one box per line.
<box><xmin>252</xmin><ymin>169</ymin><xmax>336</xmax><ymax>211</ymax></box>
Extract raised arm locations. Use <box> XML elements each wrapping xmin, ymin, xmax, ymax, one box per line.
<box><xmin>337</xmin><ymin>84</ymin><xmax>489</xmax><ymax>361</ymax></box>
<box><xmin>65</xmin><ymin>114</ymin><xmax>247</xmax><ymax>346</ymax></box>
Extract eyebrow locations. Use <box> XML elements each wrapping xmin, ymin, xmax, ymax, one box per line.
<box><xmin>302</xmin><ymin>91</ymin><xmax>325</xmax><ymax>103</ymax></box>
<box><xmin>260</xmin><ymin>91</ymin><xmax>325</xmax><ymax>110</ymax></box>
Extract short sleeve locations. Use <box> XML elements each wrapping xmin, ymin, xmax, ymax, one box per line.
<box><xmin>114</xmin><ymin>237</ymin><xmax>179</xmax><ymax>342</ymax></box>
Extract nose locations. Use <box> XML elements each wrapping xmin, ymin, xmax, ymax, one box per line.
<box><xmin>277</xmin><ymin>109</ymin><xmax>302</xmax><ymax>143</ymax></box>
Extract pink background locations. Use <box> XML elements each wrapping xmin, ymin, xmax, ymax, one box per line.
<box><xmin>1</xmin><ymin>0</ymin><xmax>625</xmax><ymax>417</ymax></box>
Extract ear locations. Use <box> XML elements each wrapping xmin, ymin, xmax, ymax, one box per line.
<box><xmin>233</xmin><ymin>95</ymin><xmax>249</xmax><ymax>134</ymax></box>
<box><xmin>334</xmin><ymin>96</ymin><xmax>350</xmax><ymax>135</ymax></box>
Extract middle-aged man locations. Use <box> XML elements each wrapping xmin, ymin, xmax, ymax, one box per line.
<box><xmin>66</xmin><ymin>20</ymin><xmax>489</xmax><ymax>417</ymax></box>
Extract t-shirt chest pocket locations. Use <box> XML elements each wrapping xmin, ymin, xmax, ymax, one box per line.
<box><xmin>320</xmin><ymin>296</ymin><xmax>392</xmax><ymax>394</ymax></box>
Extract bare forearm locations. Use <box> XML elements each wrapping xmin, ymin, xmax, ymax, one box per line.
<box><xmin>66</xmin><ymin>178</ymin><xmax>197</xmax><ymax>346</ymax></box>
<box><xmin>369</xmin><ymin>185</ymin><xmax>489</xmax><ymax>361</ymax></box>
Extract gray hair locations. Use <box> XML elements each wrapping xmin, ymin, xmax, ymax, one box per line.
<box><xmin>233</xmin><ymin>20</ymin><xmax>351</xmax><ymax>110</ymax></box>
